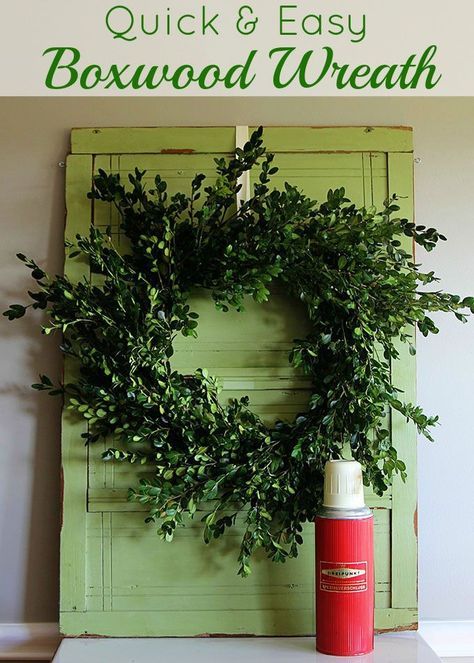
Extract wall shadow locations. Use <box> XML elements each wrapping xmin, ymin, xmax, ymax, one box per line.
<box><xmin>0</xmin><ymin>156</ymin><xmax>66</xmax><ymax>623</ymax></box>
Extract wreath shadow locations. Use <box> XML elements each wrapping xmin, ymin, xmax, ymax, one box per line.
<box><xmin>0</xmin><ymin>214</ymin><xmax>63</xmax><ymax>627</ymax></box>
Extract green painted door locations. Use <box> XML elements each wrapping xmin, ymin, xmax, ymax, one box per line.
<box><xmin>61</xmin><ymin>127</ymin><xmax>417</xmax><ymax>636</ymax></box>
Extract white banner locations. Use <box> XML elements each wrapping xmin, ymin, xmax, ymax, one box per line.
<box><xmin>0</xmin><ymin>0</ymin><xmax>471</xmax><ymax>95</ymax></box>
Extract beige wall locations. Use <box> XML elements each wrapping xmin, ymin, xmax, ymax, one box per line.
<box><xmin>1</xmin><ymin>97</ymin><xmax>473</xmax><ymax>623</ymax></box>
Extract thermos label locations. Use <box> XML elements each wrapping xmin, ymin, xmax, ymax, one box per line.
<box><xmin>320</xmin><ymin>561</ymin><xmax>368</xmax><ymax>593</ymax></box>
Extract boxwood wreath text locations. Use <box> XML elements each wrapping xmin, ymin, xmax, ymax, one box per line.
<box><xmin>5</xmin><ymin>128</ymin><xmax>473</xmax><ymax>576</ymax></box>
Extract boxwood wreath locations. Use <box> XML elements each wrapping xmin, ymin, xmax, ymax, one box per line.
<box><xmin>5</xmin><ymin>128</ymin><xmax>474</xmax><ymax>577</ymax></box>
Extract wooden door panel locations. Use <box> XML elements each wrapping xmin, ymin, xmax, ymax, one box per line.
<box><xmin>61</xmin><ymin>127</ymin><xmax>417</xmax><ymax>636</ymax></box>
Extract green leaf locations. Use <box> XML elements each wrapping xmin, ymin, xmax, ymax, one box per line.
<box><xmin>338</xmin><ymin>256</ymin><xmax>347</xmax><ymax>269</ymax></box>
<box><xmin>3</xmin><ymin>304</ymin><xmax>26</xmax><ymax>320</ymax></box>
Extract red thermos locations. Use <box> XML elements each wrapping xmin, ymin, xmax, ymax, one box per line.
<box><xmin>316</xmin><ymin>460</ymin><xmax>374</xmax><ymax>656</ymax></box>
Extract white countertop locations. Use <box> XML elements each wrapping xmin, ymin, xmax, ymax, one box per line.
<box><xmin>53</xmin><ymin>632</ymin><xmax>440</xmax><ymax>662</ymax></box>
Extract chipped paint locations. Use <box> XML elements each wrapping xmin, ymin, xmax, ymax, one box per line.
<box><xmin>72</xmin><ymin>633</ymin><xmax>111</xmax><ymax>638</ymax></box>
<box><xmin>197</xmin><ymin>633</ymin><xmax>257</xmax><ymax>638</ymax></box>
<box><xmin>161</xmin><ymin>148</ymin><xmax>195</xmax><ymax>154</ymax></box>
<box><xmin>376</xmin><ymin>621</ymin><xmax>417</xmax><ymax>634</ymax></box>
<box><xmin>304</xmin><ymin>125</ymin><xmax>413</xmax><ymax>132</ymax></box>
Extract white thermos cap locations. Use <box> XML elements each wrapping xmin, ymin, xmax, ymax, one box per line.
<box><xmin>323</xmin><ymin>459</ymin><xmax>365</xmax><ymax>509</ymax></box>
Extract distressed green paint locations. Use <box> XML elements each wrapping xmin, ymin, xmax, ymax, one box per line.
<box><xmin>61</xmin><ymin>127</ymin><xmax>417</xmax><ymax>636</ymax></box>
<box><xmin>71</xmin><ymin>126</ymin><xmax>413</xmax><ymax>155</ymax></box>
<box><xmin>61</xmin><ymin>606</ymin><xmax>418</xmax><ymax>638</ymax></box>
<box><xmin>72</xmin><ymin>127</ymin><xmax>236</xmax><ymax>155</ymax></box>
<box><xmin>388</xmin><ymin>153</ymin><xmax>418</xmax><ymax>609</ymax></box>
<box><xmin>60</xmin><ymin>155</ymin><xmax>92</xmax><ymax>614</ymax></box>
<box><xmin>249</xmin><ymin>126</ymin><xmax>413</xmax><ymax>153</ymax></box>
